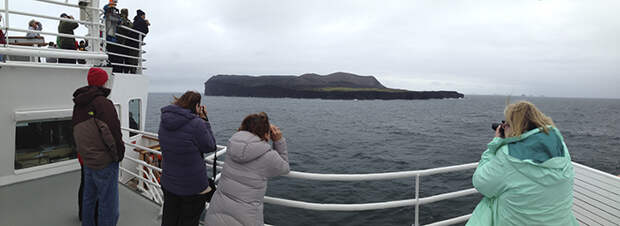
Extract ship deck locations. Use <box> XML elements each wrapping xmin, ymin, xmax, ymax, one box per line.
<box><xmin>0</xmin><ymin>169</ymin><xmax>161</xmax><ymax>226</ymax></box>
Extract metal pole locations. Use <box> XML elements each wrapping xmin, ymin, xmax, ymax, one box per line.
<box><xmin>414</xmin><ymin>174</ymin><xmax>420</xmax><ymax>226</ymax></box>
<box><xmin>138</xmin><ymin>32</ymin><xmax>142</xmax><ymax>74</ymax></box>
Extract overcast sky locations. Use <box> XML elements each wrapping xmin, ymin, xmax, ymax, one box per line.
<box><xmin>4</xmin><ymin>0</ymin><xmax>620</xmax><ymax>98</ymax></box>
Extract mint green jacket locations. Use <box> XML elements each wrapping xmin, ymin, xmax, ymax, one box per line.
<box><xmin>466</xmin><ymin>127</ymin><xmax>578</xmax><ymax>226</ymax></box>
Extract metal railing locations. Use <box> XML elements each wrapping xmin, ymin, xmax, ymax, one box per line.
<box><xmin>1</xmin><ymin>0</ymin><xmax>106</xmax><ymax>64</ymax></box>
<box><xmin>0</xmin><ymin>0</ymin><xmax>147</xmax><ymax>72</ymax></box>
<box><xmin>119</xmin><ymin>128</ymin><xmax>480</xmax><ymax>226</ymax></box>
<box><xmin>104</xmin><ymin>24</ymin><xmax>147</xmax><ymax>73</ymax></box>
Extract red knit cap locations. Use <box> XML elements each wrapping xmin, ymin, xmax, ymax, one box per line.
<box><xmin>87</xmin><ymin>67</ymin><xmax>108</xmax><ymax>86</ymax></box>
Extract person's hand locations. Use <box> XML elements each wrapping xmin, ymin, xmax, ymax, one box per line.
<box><xmin>196</xmin><ymin>105</ymin><xmax>208</xmax><ymax>120</ymax></box>
<box><xmin>270</xmin><ymin>124</ymin><xmax>282</xmax><ymax>142</ymax></box>
<box><xmin>494</xmin><ymin>123</ymin><xmax>505</xmax><ymax>138</ymax></box>
<box><xmin>145</xmin><ymin>20</ymin><xmax>150</xmax><ymax>26</ymax></box>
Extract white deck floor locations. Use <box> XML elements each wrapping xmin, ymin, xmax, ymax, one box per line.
<box><xmin>0</xmin><ymin>170</ymin><xmax>161</xmax><ymax>226</ymax></box>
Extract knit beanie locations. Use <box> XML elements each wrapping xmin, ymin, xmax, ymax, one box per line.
<box><xmin>137</xmin><ymin>9</ymin><xmax>145</xmax><ymax>16</ymax></box>
<box><xmin>87</xmin><ymin>67</ymin><xmax>108</xmax><ymax>86</ymax></box>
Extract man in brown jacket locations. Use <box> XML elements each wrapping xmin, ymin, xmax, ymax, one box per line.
<box><xmin>72</xmin><ymin>67</ymin><xmax>124</xmax><ymax>226</ymax></box>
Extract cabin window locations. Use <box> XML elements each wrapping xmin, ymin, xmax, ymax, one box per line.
<box><xmin>129</xmin><ymin>99</ymin><xmax>141</xmax><ymax>136</ymax></box>
<box><xmin>15</xmin><ymin>118</ymin><xmax>76</xmax><ymax>170</ymax></box>
<box><xmin>114</xmin><ymin>104</ymin><xmax>121</xmax><ymax>120</ymax></box>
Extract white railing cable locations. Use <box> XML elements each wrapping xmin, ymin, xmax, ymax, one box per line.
<box><xmin>0</xmin><ymin>45</ymin><xmax>107</xmax><ymax>59</ymax></box>
<box><xmin>34</xmin><ymin>0</ymin><xmax>100</xmax><ymax>11</ymax></box>
<box><xmin>107</xmin><ymin>51</ymin><xmax>141</xmax><ymax>60</ymax></box>
<box><xmin>5</xmin><ymin>27</ymin><xmax>103</xmax><ymax>41</ymax></box>
<box><xmin>124</xmin><ymin>155</ymin><xmax>162</xmax><ymax>172</ymax></box>
<box><xmin>110</xmin><ymin>62</ymin><xmax>146</xmax><ymax>70</ymax></box>
<box><xmin>119</xmin><ymin>25</ymin><xmax>146</xmax><ymax>37</ymax></box>
<box><xmin>283</xmin><ymin>163</ymin><xmax>478</xmax><ymax>181</ymax></box>
<box><xmin>1</xmin><ymin>9</ymin><xmax>102</xmax><ymax>26</ymax></box>
<box><xmin>123</xmin><ymin>140</ymin><xmax>162</xmax><ymax>155</ymax></box>
<box><xmin>115</xmin><ymin>33</ymin><xmax>145</xmax><ymax>45</ymax></box>
<box><xmin>119</xmin><ymin>166</ymin><xmax>161</xmax><ymax>188</ymax></box>
<box><xmin>121</xmin><ymin>127</ymin><xmax>158</xmax><ymax>138</ymax></box>
<box><xmin>105</xmin><ymin>41</ymin><xmax>142</xmax><ymax>52</ymax></box>
<box><xmin>262</xmin><ymin>188</ymin><xmax>478</xmax><ymax>211</ymax></box>
<box><xmin>120</xmin><ymin>129</ymin><xmax>480</xmax><ymax>225</ymax></box>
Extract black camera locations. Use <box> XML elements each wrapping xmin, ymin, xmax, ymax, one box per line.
<box><xmin>491</xmin><ymin>120</ymin><xmax>505</xmax><ymax>138</ymax></box>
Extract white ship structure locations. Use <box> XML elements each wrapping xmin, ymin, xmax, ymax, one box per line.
<box><xmin>0</xmin><ymin>1</ymin><xmax>619</xmax><ymax>225</ymax></box>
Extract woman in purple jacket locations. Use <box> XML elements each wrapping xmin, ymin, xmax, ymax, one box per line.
<box><xmin>158</xmin><ymin>91</ymin><xmax>217</xmax><ymax>226</ymax></box>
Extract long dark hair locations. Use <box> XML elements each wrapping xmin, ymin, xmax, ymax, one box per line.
<box><xmin>239</xmin><ymin>112</ymin><xmax>270</xmax><ymax>141</ymax></box>
<box><xmin>173</xmin><ymin>91</ymin><xmax>201</xmax><ymax>112</ymax></box>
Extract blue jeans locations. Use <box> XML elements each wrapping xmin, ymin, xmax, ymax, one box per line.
<box><xmin>82</xmin><ymin>162</ymin><xmax>119</xmax><ymax>226</ymax></box>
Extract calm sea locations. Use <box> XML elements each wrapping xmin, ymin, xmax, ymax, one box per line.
<box><xmin>145</xmin><ymin>94</ymin><xmax>620</xmax><ymax>226</ymax></box>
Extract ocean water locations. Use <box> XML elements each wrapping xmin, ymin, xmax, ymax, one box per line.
<box><xmin>145</xmin><ymin>94</ymin><xmax>620</xmax><ymax>226</ymax></box>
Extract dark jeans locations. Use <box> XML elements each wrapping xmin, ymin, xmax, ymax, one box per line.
<box><xmin>82</xmin><ymin>162</ymin><xmax>119</xmax><ymax>226</ymax></box>
<box><xmin>79</xmin><ymin>166</ymin><xmax>99</xmax><ymax>223</ymax></box>
<box><xmin>161</xmin><ymin>188</ymin><xmax>208</xmax><ymax>226</ymax></box>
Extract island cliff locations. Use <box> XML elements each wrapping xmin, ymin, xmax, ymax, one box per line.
<box><xmin>204</xmin><ymin>72</ymin><xmax>464</xmax><ymax>100</ymax></box>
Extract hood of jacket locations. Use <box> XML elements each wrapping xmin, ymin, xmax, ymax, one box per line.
<box><xmin>160</xmin><ymin>104</ymin><xmax>198</xmax><ymax>131</ymax></box>
<box><xmin>72</xmin><ymin>86</ymin><xmax>111</xmax><ymax>106</ymax></box>
<box><xmin>502</xmin><ymin>127</ymin><xmax>573</xmax><ymax>186</ymax></box>
<box><xmin>227</xmin><ymin>131</ymin><xmax>271</xmax><ymax>164</ymax></box>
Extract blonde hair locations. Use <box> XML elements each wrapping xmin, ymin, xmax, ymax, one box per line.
<box><xmin>504</xmin><ymin>101</ymin><xmax>555</xmax><ymax>137</ymax></box>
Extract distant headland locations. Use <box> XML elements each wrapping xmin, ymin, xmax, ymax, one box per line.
<box><xmin>204</xmin><ymin>72</ymin><xmax>464</xmax><ymax>100</ymax></box>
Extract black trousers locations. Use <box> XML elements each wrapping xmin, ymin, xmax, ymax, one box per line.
<box><xmin>59</xmin><ymin>58</ymin><xmax>77</xmax><ymax>64</ymax></box>
<box><xmin>161</xmin><ymin>188</ymin><xmax>208</xmax><ymax>226</ymax></box>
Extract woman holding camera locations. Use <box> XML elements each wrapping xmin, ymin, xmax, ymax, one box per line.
<box><xmin>205</xmin><ymin>112</ymin><xmax>290</xmax><ymax>226</ymax></box>
<box><xmin>159</xmin><ymin>91</ymin><xmax>217</xmax><ymax>226</ymax></box>
<box><xmin>466</xmin><ymin>101</ymin><xmax>578</xmax><ymax>226</ymax></box>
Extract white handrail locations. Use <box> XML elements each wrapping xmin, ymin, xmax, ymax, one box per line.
<box><xmin>120</xmin><ymin>129</ymin><xmax>481</xmax><ymax>225</ymax></box>
<box><xmin>1</xmin><ymin>9</ymin><xmax>103</xmax><ymax>26</ymax></box>
<box><xmin>122</xmin><ymin>127</ymin><xmax>158</xmax><ymax>138</ymax></box>
<box><xmin>34</xmin><ymin>0</ymin><xmax>100</xmax><ymax>11</ymax></box>
<box><xmin>110</xmin><ymin>62</ymin><xmax>146</xmax><ymax>70</ymax></box>
<box><xmin>124</xmin><ymin>140</ymin><xmax>162</xmax><ymax>155</ymax></box>
<box><xmin>119</xmin><ymin>25</ymin><xmax>146</xmax><ymax>37</ymax></box>
<box><xmin>124</xmin><ymin>155</ymin><xmax>162</xmax><ymax>172</ymax></box>
<box><xmin>284</xmin><ymin>163</ymin><xmax>477</xmax><ymax>181</ymax></box>
<box><xmin>119</xmin><ymin>166</ymin><xmax>161</xmax><ymax>188</ymax></box>
<box><xmin>5</xmin><ymin>27</ymin><xmax>103</xmax><ymax>41</ymax></box>
<box><xmin>262</xmin><ymin>188</ymin><xmax>478</xmax><ymax>211</ymax></box>
<box><xmin>0</xmin><ymin>45</ymin><xmax>107</xmax><ymax>59</ymax></box>
<box><xmin>107</xmin><ymin>51</ymin><xmax>141</xmax><ymax>60</ymax></box>
<box><xmin>115</xmin><ymin>33</ymin><xmax>145</xmax><ymax>45</ymax></box>
<box><xmin>105</xmin><ymin>41</ymin><xmax>142</xmax><ymax>51</ymax></box>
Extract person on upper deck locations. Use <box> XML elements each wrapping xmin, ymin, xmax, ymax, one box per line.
<box><xmin>117</xmin><ymin>8</ymin><xmax>134</xmax><ymax>73</ymax></box>
<box><xmin>46</xmin><ymin>42</ymin><xmax>57</xmax><ymax>63</ymax></box>
<box><xmin>0</xmin><ymin>15</ymin><xmax>6</xmax><ymax>62</ymax></box>
<box><xmin>205</xmin><ymin>112</ymin><xmax>290</xmax><ymax>226</ymax></box>
<box><xmin>466</xmin><ymin>101</ymin><xmax>578</xmax><ymax>226</ymax></box>
<box><xmin>58</xmin><ymin>13</ymin><xmax>79</xmax><ymax>64</ymax></box>
<box><xmin>133</xmin><ymin>9</ymin><xmax>150</xmax><ymax>36</ymax></box>
<box><xmin>27</xmin><ymin>19</ymin><xmax>43</xmax><ymax>38</ymax></box>
<box><xmin>159</xmin><ymin>91</ymin><xmax>217</xmax><ymax>226</ymax></box>
<box><xmin>72</xmin><ymin>68</ymin><xmax>125</xmax><ymax>226</ymax></box>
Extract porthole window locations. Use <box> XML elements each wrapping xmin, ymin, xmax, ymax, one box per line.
<box><xmin>15</xmin><ymin>118</ymin><xmax>76</xmax><ymax>170</ymax></box>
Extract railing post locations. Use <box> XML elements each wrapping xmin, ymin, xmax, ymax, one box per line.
<box><xmin>138</xmin><ymin>32</ymin><xmax>142</xmax><ymax>74</ymax></box>
<box><xmin>414</xmin><ymin>174</ymin><xmax>420</xmax><ymax>226</ymax></box>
